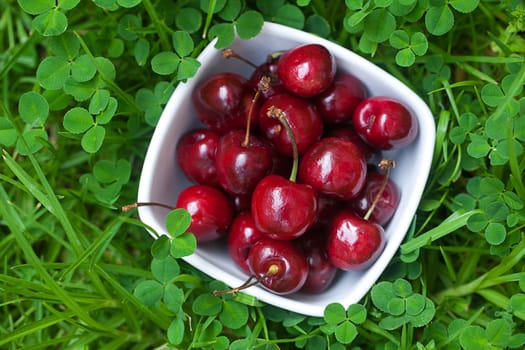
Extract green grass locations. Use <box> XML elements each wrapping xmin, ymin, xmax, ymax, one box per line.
<box><xmin>1</xmin><ymin>0</ymin><xmax>525</xmax><ymax>349</ymax></box>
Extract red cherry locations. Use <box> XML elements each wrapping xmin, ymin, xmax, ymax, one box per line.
<box><xmin>277</xmin><ymin>43</ymin><xmax>336</xmax><ymax>98</ymax></box>
<box><xmin>175</xmin><ymin>185</ymin><xmax>234</xmax><ymax>243</ymax></box>
<box><xmin>227</xmin><ymin>211</ymin><xmax>265</xmax><ymax>273</ymax></box>
<box><xmin>249</xmin><ymin>55</ymin><xmax>286</xmax><ymax>99</ymax></box>
<box><xmin>313</xmin><ymin>194</ymin><xmax>344</xmax><ymax>229</ymax></box>
<box><xmin>327</xmin><ymin>210</ymin><xmax>385</xmax><ymax>270</ymax></box>
<box><xmin>298</xmin><ymin>137</ymin><xmax>367</xmax><ymax>200</ymax></box>
<box><xmin>315</xmin><ymin>73</ymin><xmax>367</xmax><ymax>125</ymax></box>
<box><xmin>327</xmin><ymin>126</ymin><xmax>376</xmax><ymax>160</ymax></box>
<box><xmin>352</xmin><ymin>171</ymin><xmax>400</xmax><ymax>225</ymax></box>
<box><xmin>353</xmin><ymin>96</ymin><xmax>418</xmax><ymax>150</ymax></box>
<box><xmin>251</xmin><ymin>174</ymin><xmax>318</xmax><ymax>240</ymax></box>
<box><xmin>192</xmin><ymin>72</ymin><xmax>251</xmax><ymax>132</ymax></box>
<box><xmin>215</xmin><ymin>129</ymin><xmax>273</xmax><ymax>195</ymax></box>
<box><xmin>259</xmin><ymin>93</ymin><xmax>323</xmax><ymax>157</ymax></box>
<box><xmin>230</xmin><ymin>193</ymin><xmax>252</xmax><ymax>213</ymax></box>
<box><xmin>176</xmin><ymin>128</ymin><xmax>220</xmax><ymax>186</ymax></box>
<box><xmin>248</xmin><ymin>238</ymin><xmax>309</xmax><ymax>295</ymax></box>
<box><xmin>296</xmin><ymin>230</ymin><xmax>337</xmax><ymax>294</ymax></box>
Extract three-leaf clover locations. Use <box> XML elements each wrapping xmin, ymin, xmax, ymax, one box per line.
<box><xmin>208</xmin><ymin>10</ymin><xmax>265</xmax><ymax>49</ymax></box>
<box><xmin>389</xmin><ymin>30</ymin><xmax>428</xmax><ymax>67</ymax></box>
<box><xmin>17</xmin><ymin>0</ymin><xmax>79</xmax><ymax>36</ymax></box>
<box><xmin>151</xmin><ymin>31</ymin><xmax>201</xmax><ymax>80</ymax></box>
<box><xmin>79</xmin><ymin>158</ymin><xmax>131</xmax><ymax>205</ymax></box>
<box><xmin>322</xmin><ymin>303</ymin><xmax>367</xmax><ymax>344</ymax></box>
<box><xmin>371</xmin><ymin>279</ymin><xmax>435</xmax><ymax>330</ymax></box>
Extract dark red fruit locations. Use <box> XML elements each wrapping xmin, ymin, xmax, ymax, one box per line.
<box><xmin>175</xmin><ymin>185</ymin><xmax>234</xmax><ymax>243</ymax></box>
<box><xmin>192</xmin><ymin>72</ymin><xmax>251</xmax><ymax>132</ymax></box>
<box><xmin>315</xmin><ymin>73</ymin><xmax>367</xmax><ymax>124</ymax></box>
<box><xmin>327</xmin><ymin>126</ymin><xmax>375</xmax><ymax>160</ymax></box>
<box><xmin>228</xmin><ymin>211</ymin><xmax>265</xmax><ymax>273</ymax></box>
<box><xmin>353</xmin><ymin>96</ymin><xmax>418</xmax><ymax>150</ymax></box>
<box><xmin>230</xmin><ymin>193</ymin><xmax>251</xmax><ymax>213</ymax></box>
<box><xmin>215</xmin><ymin>129</ymin><xmax>273</xmax><ymax>195</ymax></box>
<box><xmin>296</xmin><ymin>231</ymin><xmax>337</xmax><ymax>294</ymax></box>
<box><xmin>327</xmin><ymin>210</ymin><xmax>385</xmax><ymax>270</ymax></box>
<box><xmin>176</xmin><ymin>128</ymin><xmax>220</xmax><ymax>186</ymax></box>
<box><xmin>248</xmin><ymin>238</ymin><xmax>309</xmax><ymax>295</ymax></box>
<box><xmin>259</xmin><ymin>93</ymin><xmax>323</xmax><ymax>157</ymax></box>
<box><xmin>251</xmin><ymin>174</ymin><xmax>317</xmax><ymax>240</ymax></box>
<box><xmin>352</xmin><ymin>171</ymin><xmax>400</xmax><ymax>225</ymax></box>
<box><xmin>277</xmin><ymin>44</ymin><xmax>336</xmax><ymax>98</ymax></box>
<box><xmin>298</xmin><ymin>137</ymin><xmax>367</xmax><ymax>200</ymax></box>
<box><xmin>313</xmin><ymin>194</ymin><xmax>344</xmax><ymax>229</ymax></box>
<box><xmin>249</xmin><ymin>54</ymin><xmax>286</xmax><ymax>99</ymax></box>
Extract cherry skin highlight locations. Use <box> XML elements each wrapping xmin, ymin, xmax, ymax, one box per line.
<box><xmin>175</xmin><ymin>185</ymin><xmax>234</xmax><ymax>243</ymax></box>
<box><xmin>248</xmin><ymin>238</ymin><xmax>309</xmax><ymax>295</ymax></box>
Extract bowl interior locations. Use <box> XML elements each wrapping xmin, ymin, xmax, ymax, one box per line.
<box><xmin>137</xmin><ymin>22</ymin><xmax>435</xmax><ymax>317</ymax></box>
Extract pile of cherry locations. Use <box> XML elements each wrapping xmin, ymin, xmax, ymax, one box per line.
<box><xmin>174</xmin><ymin>43</ymin><xmax>418</xmax><ymax>296</ymax></box>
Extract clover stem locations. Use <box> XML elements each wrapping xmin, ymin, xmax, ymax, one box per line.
<box><xmin>242</xmin><ymin>76</ymin><xmax>271</xmax><ymax>147</ymax></box>
<box><xmin>364</xmin><ymin>159</ymin><xmax>395</xmax><ymax>221</ymax></box>
<box><xmin>121</xmin><ymin>202</ymin><xmax>173</xmax><ymax>212</ymax></box>
<box><xmin>267</xmin><ymin>106</ymin><xmax>299</xmax><ymax>183</ymax></box>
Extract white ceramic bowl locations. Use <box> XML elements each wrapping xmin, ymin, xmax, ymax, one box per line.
<box><xmin>137</xmin><ymin>22</ymin><xmax>435</xmax><ymax>317</ymax></box>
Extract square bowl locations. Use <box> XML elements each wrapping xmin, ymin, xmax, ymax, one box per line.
<box><xmin>137</xmin><ymin>21</ymin><xmax>435</xmax><ymax>317</ymax></box>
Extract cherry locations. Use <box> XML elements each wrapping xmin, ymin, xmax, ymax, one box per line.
<box><xmin>175</xmin><ymin>185</ymin><xmax>234</xmax><ymax>243</ymax></box>
<box><xmin>249</xmin><ymin>54</ymin><xmax>286</xmax><ymax>99</ymax></box>
<box><xmin>230</xmin><ymin>193</ymin><xmax>252</xmax><ymax>213</ymax></box>
<box><xmin>176</xmin><ymin>128</ymin><xmax>220</xmax><ymax>186</ymax></box>
<box><xmin>247</xmin><ymin>238</ymin><xmax>309</xmax><ymax>295</ymax></box>
<box><xmin>298</xmin><ymin>137</ymin><xmax>367</xmax><ymax>200</ymax></box>
<box><xmin>277</xmin><ymin>43</ymin><xmax>336</xmax><ymax>98</ymax></box>
<box><xmin>327</xmin><ymin>126</ymin><xmax>375</xmax><ymax>160</ymax></box>
<box><xmin>313</xmin><ymin>194</ymin><xmax>344</xmax><ymax>229</ymax></box>
<box><xmin>315</xmin><ymin>73</ymin><xmax>367</xmax><ymax>125</ymax></box>
<box><xmin>353</xmin><ymin>96</ymin><xmax>418</xmax><ymax>150</ymax></box>
<box><xmin>215</xmin><ymin>129</ymin><xmax>273</xmax><ymax>195</ymax></box>
<box><xmin>251</xmin><ymin>174</ymin><xmax>318</xmax><ymax>240</ymax></box>
<box><xmin>296</xmin><ymin>230</ymin><xmax>337</xmax><ymax>294</ymax></box>
<box><xmin>251</xmin><ymin>109</ymin><xmax>318</xmax><ymax>240</ymax></box>
<box><xmin>327</xmin><ymin>210</ymin><xmax>385</xmax><ymax>270</ymax></box>
<box><xmin>227</xmin><ymin>211</ymin><xmax>265</xmax><ymax>273</ymax></box>
<box><xmin>192</xmin><ymin>72</ymin><xmax>252</xmax><ymax>132</ymax></box>
<box><xmin>352</xmin><ymin>170</ymin><xmax>400</xmax><ymax>226</ymax></box>
<box><xmin>259</xmin><ymin>93</ymin><xmax>323</xmax><ymax>157</ymax></box>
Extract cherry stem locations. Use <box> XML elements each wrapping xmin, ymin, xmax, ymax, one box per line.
<box><xmin>121</xmin><ymin>202</ymin><xmax>173</xmax><ymax>212</ymax></box>
<box><xmin>222</xmin><ymin>48</ymin><xmax>258</xmax><ymax>69</ymax></box>
<box><xmin>267</xmin><ymin>106</ymin><xmax>299</xmax><ymax>183</ymax></box>
<box><xmin>242</xmin><ymin>76</ymin><xmax>271</xmax><ymax>147</ymax></box>
<box><xmin>364</xmin><ymin>159</ymin><xmax>395</xmax><ymax>221</ymax></box>
<box><xmin>213</xmin><ymin>264</ymin><xmax>279</xmax><ymax>296</ymax></box>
